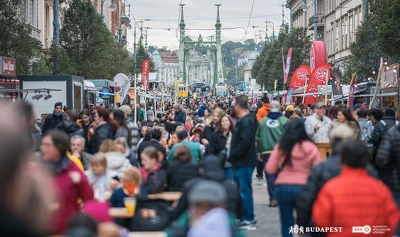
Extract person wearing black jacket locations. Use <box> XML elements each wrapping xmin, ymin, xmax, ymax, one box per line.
<box><xmin>173</xmin><ymin>104</ymin><xmax>186</xmax><ymax>125</ymax></box>
<box><xmin>56</xmin><ymin>111</ymin><xmax>84</xmax><ymax>138</ymax></box>
<box><xmin>42</xmin><ymin>102</ymin><xmax>65</xmax><ymax>134</ymax></box>
<box><xmin>88</xmin><ymin>109</ymin><xmax>118</xmax><ymax>154</ymax></box>
<box><xmin>227</xmin><ymin>95</ymin><xmax>256</xmax><ymax>230</ymax></box>
<box><xmin>169</xmin><ymin>155</ymin><xmax>240</xmax><ymax>222</ymax></box>
<box><xmin>166</xmin><ymin>145</ymin><xmax>199</xmax><ymax>191</ymax></box>
<box><xmin>370</xmin><ymin>108</ymin><xmax>396</xmax><ymax>163</ymax></box>
<box><xmin>296</xmin><ymin>124</ymin><xmax>378</xmax><ymax>236</ymax></box>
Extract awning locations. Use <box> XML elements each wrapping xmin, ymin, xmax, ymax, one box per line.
<box><xmin>84</xmin><ymin>80</ymin><xmax>96</xmax><ymax>91</ymax></box>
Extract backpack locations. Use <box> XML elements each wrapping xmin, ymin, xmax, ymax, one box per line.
<box><xmin>129</xmin><ymin>196</ymin><xmax>171</xmax><ymax>232</ymax></box>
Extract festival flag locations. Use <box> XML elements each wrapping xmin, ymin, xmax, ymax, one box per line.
<box><xmin>141</xmin><ymin>59</ymin><xmax>151</xmax><ymax>90</ymax></box>
<box><xmin>289</xmin><ymin>65</ymin><xmax>311</xmax><ymax>89</ymax></box>
<box><xmin>347</xmin><ymin>73</ymin><xmax>358</xmax><ymax>111</ymax></box>
<box><xmin>330</xmin><ymin>68</ymin><xmax>343</xmax><ymax>96</ymax></box>
<box><xmin>304</xmin><ymin>64</ymin><xmax>332</xmax><ymax>106</ymax></box>
<box><xmin>283</xmin><ymin>48</ymin><xmax>293</xmax><ymax>84</ymax></box>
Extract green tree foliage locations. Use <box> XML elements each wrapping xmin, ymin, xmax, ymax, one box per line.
<box><xmin>252</xmin><ymin>27</ymin><xmax>311</xmax><ymax>91</ymax></box>
<box><xmin>59</xmin><ymin>0</ymin><xmax>130</xmax><ymax>78</ymax></box>
<box><xmin>0</xmin><ymin>0</ymin><xmax>42</xmax><ymax>74</ymax></box>
<box><xmin>134</xmin><ymin>40</ymin><xmax>155</xmax><ymax>74</ymax></box>
<box><xmin>348</xmin><ymin>1</ymin><xmax>400</xmax><ymax>79</ymax></box>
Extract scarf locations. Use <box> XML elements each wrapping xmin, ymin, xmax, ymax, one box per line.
<box><xmin>140</xmin><ymin>162</ymin><xmax>162</xmax><ymax>181</ymax></box>
<box><xmin>43</xmin><ymin>154</ymin><xmax>71</xmax><ymax>176</ymax></box>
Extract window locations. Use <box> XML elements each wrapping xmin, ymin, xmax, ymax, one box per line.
<box><xmin>349</xmin><ymin>16</ymin><xmax>353</xmax><ymax>43</ymax></box>
<box><xmin>341</xmin><ymin>19</ymin><xmax>345</xmax><ymax>50</ymax></box>
<box><xmin>331</xmin><ymin>27</ymin><xmax>334</xmax><ymax>54</ymax></box>
<box><xmin>355</xmin><ymin>10</ymin><xmax>359</xmax><ymax>30</ymax></box>
<box><xmin>345</xmin><ymin>16</ymin><xmax>348</xmax><ymax>49</ymax></box>
<box><xmin>335</xmin><ymin>21</ymin><xmax>339</xmax><ymax>53</ymax></box>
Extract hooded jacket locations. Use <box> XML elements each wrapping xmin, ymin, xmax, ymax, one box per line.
<box><xmin>42</xmin><ymin>111</ymin><xmax>65</xmax><ymax>134</ymax></box>
<box><xmin>105</xmin><ymin>152</ymin><xmax>132</xmax><ymax>180</ymax></box>
<box><xmin>266</xmin><ymin>141</ymin><xmax>321</xmax><ymax>185</ymax></box>
<box><xmin>256</xmin><ymin>103</ymin><xmax>270</xmax><ymax>122</ymax></box>
<box><xmin>56</xmin><ymin>121</ymin><xmax>84</xmax><ymax>138</ymax></box>
<box><xmin>256</xmin><ymin>112</ymin><xmax>289</xmax><ymax>153</ymax></box>
<box><xmin>197</xmin><ymin>105</ymin><xmax>209</xmax><ymax>117</ymax></box>
<box><xmin>169</xmin><ymin>156</ymin><xmax>240</xmax><ymax>222</ymax></box>
<box><xmin>88</xmin><ymin>123</ymin><xmax>116</xmax><ymax>154</ymax></box>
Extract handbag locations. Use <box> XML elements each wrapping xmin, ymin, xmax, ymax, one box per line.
<box><xmin>217</xmin><ymin>148</ymin><xmax>228</xmax><ymax>167</ymax></box>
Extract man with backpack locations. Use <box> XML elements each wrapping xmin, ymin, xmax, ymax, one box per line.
<box><xmin>370</xmin><ymin>108</ymin><xmax>396</xmax><ymax>164</ymax></box>
<box><xmin>256</xmin><ymin>101</ymin><xmax>289</xmax><ymax>208</ymax></box>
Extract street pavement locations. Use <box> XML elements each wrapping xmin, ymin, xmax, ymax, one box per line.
<box><xmin>244</xmin><ymin>174</ymin><xmax>282</xmax><ymax>237</ymax></box>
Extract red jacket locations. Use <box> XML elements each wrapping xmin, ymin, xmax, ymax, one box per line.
<box><xmin>256</xmin><ymin>104</ymin><xmax>270</xmax><ymax>122</ymax></box>
<box><xmin>52</xmin><ymin>162</ymin><xmax>94</xmax><ymax>234</ymax></box>
<box><xmin>313</xmin><ymin>166</ymin><xmax>399</xmax><ymax>237</ymax></box>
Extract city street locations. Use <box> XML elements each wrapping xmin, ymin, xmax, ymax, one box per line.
<box><xmin>245</xmin><ymin>174</ymin><xmax>281</xmax><ymax>237</ymax></box>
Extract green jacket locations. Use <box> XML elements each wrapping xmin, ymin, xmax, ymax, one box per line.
<box><xmin>164</xmin><ymin>211</ymin><xmax>245</xmax><ymax>237</ymax></box>
<box><xmin>137</xmin><ymin>108</ymin><xmax>144</xmax><ymax>122</ymax></box>
<box><xmin>256</xmin><ymin>112</ymin><xmax>289</xmax><ymax>153</ymax></box>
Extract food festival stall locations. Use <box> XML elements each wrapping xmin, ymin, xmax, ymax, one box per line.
<box><xmin>0</xmin><ymin>56</ymin><xmax>20</xmax><ymax>101</ymax></box>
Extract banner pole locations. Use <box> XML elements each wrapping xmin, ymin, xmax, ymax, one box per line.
<box><xmin>325</xmin><ymin>69</ymin><xmax>329</xmax><ymax>105</ymax></box>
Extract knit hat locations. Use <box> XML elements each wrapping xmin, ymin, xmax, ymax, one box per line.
<box><xmin>188</xmin><ymin>180</ymin><xmax>227</xmax><ymax>204</ymax></box>
<box><xmin>119</xmin><ymin>105</ymin><xmax>132</xmax><ymax>115</ymax></box>
<box><xmin>54</xmin><ymin>102</ymin><xmax>62</xmax><ymax>108</ymax></box>
<box><xmin>82</xmin><ymin>200</ymin><xmax>112</xmax><ymax>223</ymax></box>
<box><xmin>286</xmin><ymin>105</ymin><xmax>295</xmax><ymax>112</ymax></box>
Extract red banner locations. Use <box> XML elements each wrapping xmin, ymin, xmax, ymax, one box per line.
<box><xmin>310</xmin><ymin>41</ymin><xmax>327</xmax><ymax>73</ymax></box>
<box><xmin>0</xmin><ymin>57</ymin><xmax>16</xmax><ymax>76</ymax></box>
<box><xmin>283</xmin><ymin>48</ymin><xmax>293</xmax><ymax>84</ymax></box>
<box><xmin>347</xmin><ymin>73</ymin><xmax>358</xmax><ymax>111</ymax></box>
<box><xmin>304</xmin><ymin>64</ymin><xmax>332</xmax><ymax>106</ymax></box>
<box><xmin>141</xmin><ymin>59</ymin><xmax>150</xmax><ymax>90</ymax></box>
<box><xmin>289</xmin><ymin>65</ymin><xmax>311</xmax><ymax>89</ymax></box>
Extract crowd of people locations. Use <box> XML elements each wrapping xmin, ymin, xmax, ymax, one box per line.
<box><xmin>1</xmin><ymin>91</ymin><xmax>400</xmax><ymax>237</ymax></box>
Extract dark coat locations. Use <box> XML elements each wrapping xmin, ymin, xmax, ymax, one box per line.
<box><xmin>296</xmin><ymin>151</ymin><xmax>378</xmax><ymax>229</ymax></box>
<box><xmin>169</xmin><ymin>156</ymin><xmax>240</xmax><ymax>222</ymax></box>
<box><xmin>201</xmin><ymin>125</ymin><xmax>215</xmax><ymax>145</ymax></box>
<box><xmin>174</xmin><ymin>110</ymin><xmax>186</xmax><ymax>124</ymax></box>
<box><xmin>376</xmin><ymin>125</ymin><xmax>400</xmax><ymax>192</ymax></box>
<box><xmin>165</xmin><ymin>160</ymin><xmax>199</xmax><ymax>192</ymax></box>
<box><xmin>142</xmin><ymin>167</ymin><xmax>167</xmax><ymax>194</ymax></box>
<box><xmin>88</xmin><ymin>123</ymin><xmax>116</xmax><ymax>154</ymax></box>
<box><xmin>370</xmin><ymin>116</ymin><xmax>396</xmax><ymax>149</ymax></box>
<box><xmin>228</xmin><ymin>113</ymin><xmax>257</xmax><ymax>168</ymax></box>
<box><xmin>205</xmin><ymin>131</ymin><xmax>227</xmax><ymax>155</ymax></box>
<box><xmin>56</xmin><ymin>121</ymin><xmax>84</xmax><ymax>138</ymax></box>
<box><xmin>197</xmin><ymin>105</ymin><xmax>208</xmax><ymax>117</ymax></box>
<box><xmin>42</xmin><ymin>112</ymin><xmax>65</xmax><ymax>134</ymax></box>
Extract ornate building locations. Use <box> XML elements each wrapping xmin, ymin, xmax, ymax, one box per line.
<box><xmin>286</xmin><ymin>0</ymin><xmax>365</xmax><ymax>73</ymax></box>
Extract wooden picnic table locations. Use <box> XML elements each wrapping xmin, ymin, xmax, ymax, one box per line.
<box><xmin>147</xmin><ymin>192</ymin><xmax>182</xmax><ymax>201</ymax></box>
<box><xmin>316</xmin><ymin>142</ymin><xmax>332</xmax><ymax>160</ymax></box>
<box><xmin>129</xmin><ymin>232</ymin><xmax>167</xmax><ymax>237</ymax></box>
<box><xmin>109</xmin><ymin>207</ymin><xmax>134</xmax><ymax>218</ymax></box>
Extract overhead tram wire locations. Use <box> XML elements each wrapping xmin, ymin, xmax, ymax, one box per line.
<box><xmin>239</xmin><ymin>0</ymin><xmax>256</xmax><ymax>43</ymax></box>
<box><xmin>139</xmin><ymin>14</ymin><xmax>281</xmax><ymax>22</ymax></box>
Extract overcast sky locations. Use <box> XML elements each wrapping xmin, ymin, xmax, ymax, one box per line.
<box><xmin>126</xmin><ymin>0</ymin><xmax>286</xmax><ymax>51</ymax></box>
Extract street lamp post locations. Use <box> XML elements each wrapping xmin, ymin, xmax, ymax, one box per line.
<box><xmin>266</xmin><ymin>21</ymin><xmax>275</xmax><ymax>41</ymax></box>
<box><xmin>313</xmin><ymin>0</ymin><xmax>317</xmax><ymax>41</ymax></box>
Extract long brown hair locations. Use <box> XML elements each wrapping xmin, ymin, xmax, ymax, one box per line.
<box><xmin>215</xmin><ymin>115</ymin><xmax>234</xmax><ymax>133</ymax></box>
<box><xmin>97</xmin><ymin>108</ymin><xmax>119</xmax><ymax>129</ymax></box>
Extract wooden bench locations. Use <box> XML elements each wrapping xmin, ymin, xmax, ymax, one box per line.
<box><xmin>147</xmin><ymin>192</ymin><xmax>182</xmax><ymax>201</ymax></box>
<box><xmin>129</xmin><ymin>232</ymin><xmax>167</xmax><ymax>237</ymax></box>
<box><xmin>316</xmin><ymin>142</ymin><xmax>332</xmax><ymax>160</ymax></box>
<box><xmin>109</xmin><ymin>207</ymin><xmax>134</xmax><ymax>218</ymax></box>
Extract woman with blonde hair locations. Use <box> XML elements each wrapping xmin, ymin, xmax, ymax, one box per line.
<box><xmin>99</xmin><ymin>140</ymin><xmax>131</xmax><ymax>180</ymax></box>
<box><xmin>115</xmin><ymin>137</ymin><xmax>138</xmax><ymax>167</ymax></box>
<box><xmin>201</xmin><ymin>107</ymin><xmax>225</xmax><ymax>145</ymax></box>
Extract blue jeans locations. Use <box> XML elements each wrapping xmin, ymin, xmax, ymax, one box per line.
<box><xmin>393</xmin><ymin>191</ymin><xmax>400</xmax><ymax>235</ymax></box>
<box><xmin>263</xmin><ymin>154</ymin><xmax>276</xmax><ymax>202</ymax></box>
<box><xmin>224</xmin><ymin>167</ymin><xmax>234</xmax><ymax>181</ymax></box>
<box><xmin>275</xmin><ymin>184</ymin><xmax>304</xmax><ymax>237</ymax></box>
<box><xmin>234</xmin><ymin>167</ymin><xmax>255</xmax><ymax>221</ymax></box>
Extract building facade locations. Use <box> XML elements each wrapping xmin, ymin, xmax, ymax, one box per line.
<box><xmin>286</xmin><ymin>0</ymin><xmax>365</xmax><ymax>73</ymax></box>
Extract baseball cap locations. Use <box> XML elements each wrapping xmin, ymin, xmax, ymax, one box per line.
<box><xmin>119</xmin><ymin>105</ymin><xmax>132</xmax><ymax>115</ymax></box>
<box><xmin>270</xmin><ymin>101</ymin><xmax>281</xmax><ymax>112</ymax></box>
<box><xmin>188</xmin><ymin>180</ymin><xmax>227</xmax><ymax>204</ymax></box>
<box><xmin>286</xmin><ymin>105</ymin><xmax>295</xmax><ymax>112</ymax></box>
<box><xmin>315</xmin><ymin>102</ymin><xmax>326</xmax><ymax>109</ymax></box>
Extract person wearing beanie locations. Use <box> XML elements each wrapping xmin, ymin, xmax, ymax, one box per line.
<box><xmin>42</xmin><ymin>102</ymin><xmax>65</xmax><ymax>134</ymax></box>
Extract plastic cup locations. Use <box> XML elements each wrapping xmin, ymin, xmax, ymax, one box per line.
<box><xmin>124</xmin><ymin>197</ymin><xmax>136</xmax><ymax>214</ymax></box>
